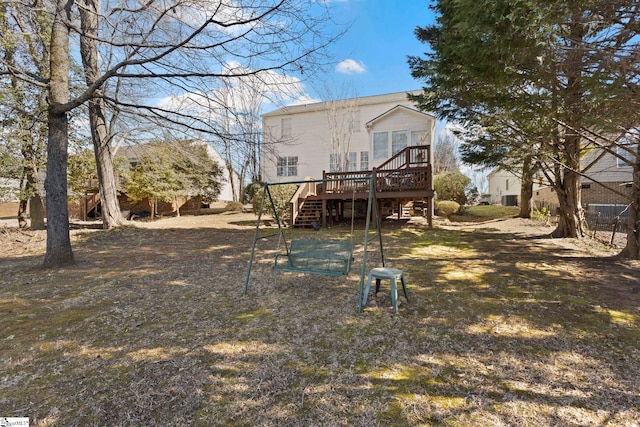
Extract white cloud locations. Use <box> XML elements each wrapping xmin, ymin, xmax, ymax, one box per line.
<box><xmin>155</xmin><ymin>61</ymin><xmax>315</xmax><ymax>121</ymax></box>
<box><xmin>336</xmin><ymin>59</ymin><xmax>366</xmax><ymax>74</ymax></box>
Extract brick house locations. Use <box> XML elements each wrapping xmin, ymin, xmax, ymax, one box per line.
<box><xmin>488</xmin><ymin>147</ymin><xmax>634</xmax><ymax>216</ymax></box>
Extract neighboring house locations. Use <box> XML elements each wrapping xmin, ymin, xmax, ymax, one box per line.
<box><xmin>487</xmin><ymin>146</ymin><xmax>634</xmax><ymax>216</ymax></box>
<box><xmin>487</xmin><ymin>168</ymin><xmax>525</xmax><ymax>206</ymax></box>
<box><xmin>119</xmin><ymin>141</ymin><xmax>239</xmax><ymax>202</ymax></box>
<box><xmin>71</xmin><ymin>140</ymin><xmax>237</xmax><ymax>220</ymax></box>
<box><xmin>117</xmin><ymin>140</ymin><xmax>238</xmax><ymax>212</ymax></box>
<box><xmin>202</xmin><ymin>144</ymin><xmax>240</xmax><ymax>202</ymax></box>
<box><xmin>580</xmin><ymin>145</ymin><xmax>635</xmax><ymax>216</ymax></box>
<box><xmin>0</xmin><ymin>178</ymin><xmax>20</xmax><ymax>220</ymax></box>
<box><xmin>0</xmin><ymin>177</ymin><xmax>19</xmax><ymax>202</ymax></box>
<box><xmin>261</xmin><ymin>91</ymin><xmax>437</xmax><ymax>182</ymax></box>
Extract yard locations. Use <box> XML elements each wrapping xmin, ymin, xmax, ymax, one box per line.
<box><xmin>0</xmin><ymin>212</ymin><xmax>639</xmax><ymax>426</ymax></box>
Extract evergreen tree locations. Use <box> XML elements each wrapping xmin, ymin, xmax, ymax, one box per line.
<box><xmin>409</xmin><ymin>0</ymin><xmax>639</xmax><ymax>247</ymax></box>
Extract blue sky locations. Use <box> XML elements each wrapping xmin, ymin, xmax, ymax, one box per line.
<box><xmin>310</xmin><ymin>1</ymin><xmax>436</xmax><ymax>99</ymax></box>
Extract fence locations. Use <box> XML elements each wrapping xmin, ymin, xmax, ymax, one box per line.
<box><xmin>533</xmin><ymin>200</ymin><xmax>629</xmax><ymax>246</ymax></box>
<box><xmin>585</xmin><ymin>211</ymin><xmax>628</xmax><ymax>245</ymax></box>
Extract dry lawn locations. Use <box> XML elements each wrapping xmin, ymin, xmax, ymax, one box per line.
<box><xmin>0</xmin><ymin>213</ymin><xmax>639</xmax><ymax>426</ymax></box>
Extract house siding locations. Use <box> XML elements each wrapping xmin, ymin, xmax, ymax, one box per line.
<box><xmin>492</xmin><ymin>148</ymin><xmax>633</xmax><ymax>210</ymax></box>
<box><xmin>261</xmin><ymin>91</ymin><xmax>436</xmax><ymax>182</ymax></box>
<box><xmin>487</xmin><ymin>168</ymin><xmax>523</xmax><ymax>205</ymax></box>
<box><xmin>582</xmin><ymin>148</ymin><xmax>634</xmax><ymax>183</ymax></box>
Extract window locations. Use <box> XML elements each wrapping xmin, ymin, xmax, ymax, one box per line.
<box><xmin>351</xmin><ymin>110</ymin><xmax>361</xmax><ymax>133</ymax></box>
<box><xmin>505</xmin><ymin>179</ymin><xmax>509</xmax><ymax>191</ymax></box>
<box><xmin>329</xmin><ymin>153</ymin><xmax>341</xmax><ymax>172</ymax></box>
<box><xmin>411</xmin><ymin>131</ymin><xmax>429</xmax><ymax>146</ymax></box>
<box><xmin>276</xmin><ymin>156</ymin><xmax>297</xmax><ymax>176</ymax></box>
<box><xmin>360</xmin><ymin>151</ymin><xmax>369</xmax><ymax>170</ymax></box>
<box><xmin>617</xmin><ymin>144</ymin><xmax>637</xmax><ymax>168</ymax></box>
<box><xmin>581</xmin><ymin>183</ymin><xmax>591</xmax><ymax>189</ymax></box>
<box><xmin>347</xmin><ymin>152</ymin><xmax>357</xmax><ymax>171</ymax></box>
<box><xmin>373</xmin><ymin>132</ymin><xmax>388</xmax><ymax>159</ymax></box>
<box><xmin>392</xmin><ymin>131</ymin><xmax>408</xmax><ymax>155</ymax></box>
<box><xmin>281</xmin><ymin>118</ymin><xmax>292</xmax><ymax>139</ymax></box>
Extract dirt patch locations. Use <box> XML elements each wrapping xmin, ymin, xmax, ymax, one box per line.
<box><xmin>0</xmin><ymin>213</ymin><xmax>638</xmax><ymax>426</ymax></box>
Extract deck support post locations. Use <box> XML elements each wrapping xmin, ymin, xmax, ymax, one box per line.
<box><xmin>322</xmin><ymin>199</ymin><xmax>327</xmax><ymax>228</ymax></box>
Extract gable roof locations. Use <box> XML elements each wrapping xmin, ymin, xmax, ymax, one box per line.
<box><xmin>261</xmin><ymin>90</ymin><xmax>433</xmax><ymax>118</ymax></box>
<box><xmin>365</xmin><ymin>104</ymin><xmax>435</xmax><ymax>129</ymax></box>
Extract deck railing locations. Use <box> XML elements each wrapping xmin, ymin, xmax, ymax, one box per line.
<box><xmin>377</xmin><ymin>145</ymin><xmax>430</xmax><ymax>172</ymax></box>
<box><xmin>322</xmin><ymin>145</ymin><xmax>432</xmax><ymax>195</ymax></box>
<box><xmin>321</xmin><ymin>171</ymin><xmax>372</xmax><ymax>194</ymax></box>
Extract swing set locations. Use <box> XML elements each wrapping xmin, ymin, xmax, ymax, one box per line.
<box><xmin>243</xmin><ymin>176</ymin><xmax>385</xmax><ymax>312</ymax></box>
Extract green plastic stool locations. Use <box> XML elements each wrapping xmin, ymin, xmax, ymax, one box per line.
<box><xmin>362</xmin><ymin>267</ymin><xmax>408</xmax><ymax>313</ymax></box>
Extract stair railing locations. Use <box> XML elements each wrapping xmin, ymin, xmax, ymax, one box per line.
<box><xmin>84</xmin><ymin>192</ymin><xmax>101</xmax><ymax>220</ymax></box>
<box><xmin>376</xmin><ymin>145</ymin><xmax>430</xmax><ymax>172</ymax></box>
<box><xmin>290</xmin><ymin>177</ymin><xmax>317</xmax><ymax>225</ymax></box>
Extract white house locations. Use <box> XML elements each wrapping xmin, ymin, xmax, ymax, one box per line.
<box><xmin>487</xmin><ymin>168</ymin><xmax>526</xmax><ymax>206</ymax></box>
<box><xmin>261</xmin><ymin>91</ymin><xmax>437</xmax><ymax>182</ymax></box>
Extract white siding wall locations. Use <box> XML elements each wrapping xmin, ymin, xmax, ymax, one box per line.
<box><xmin>488</xmin><ymin>167</ymin><xmax>550</xmax><ymax>205</ymax></box>
<box><xmin>488</xmin><ymin>169</ymin><xmax>522</xmax><ymax>204</ymax></box>
<box><xmin>205</xmin><ymin>145</ymin><xmax>238</xmax><ymax>201</ymax></box>
<box><xmin>261</xmin><ymin>92</ymin><xmax>436</xmax><ymax>183</ymax></box>
<box><xmin>368</xmin><ymin>109</ymin><xmax>433</xmax><ymax>168</ymax></box>
<box><xmin>582</xmin><ymin>148</ymin><xmax>634</xmax><ymax>183</ymax></box>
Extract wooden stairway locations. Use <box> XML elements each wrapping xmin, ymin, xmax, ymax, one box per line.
<box><xmin>292</xmin><ymin>198</ymin><xmax>322</xmax><ymax>228</ymax></box>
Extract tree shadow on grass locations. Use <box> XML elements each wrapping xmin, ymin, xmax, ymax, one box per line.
<box><xmin>0</xmin><ymin>221</ymin><xmax>638</xmax><ymax>425</ymax></box>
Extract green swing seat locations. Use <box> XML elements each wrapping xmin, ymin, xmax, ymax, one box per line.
<box><xmin>274</xmin><ymin>239</ymin><xmax>354</xmax><ymax>276</ymax></box>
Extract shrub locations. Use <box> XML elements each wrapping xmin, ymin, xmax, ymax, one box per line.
<box><xmin>434</xmin><ymin>170</ymin><xmax>471</xmax><ymax>205</ymax></box>
<box><xmin>531</xmin><ymin>207</ymin><xmax>551</xmax><ymax>223</ymax></box>
<box><xmin>436</xmin><ymin>200</ymin><xmax>461</xmax><ymax>217</ymax></box>
<box><xmin>224</xmin><ymin>201</ymin><xmax>244</xmax><ymax>212</ymax></box>
<box><xmin>244</xmin><ymin>181</ymin><xmax>263</xmax><ymax>204</ymax></box>
<box><xmin>251</xmin><ymin>184</ymin><xmax>298</xmax><ymax>221</ymax></box>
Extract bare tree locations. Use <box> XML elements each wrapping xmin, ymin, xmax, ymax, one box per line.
<box><xmin>2</xmin><ymin>0</ymin><xmax>341</xmax><ymax>267</ymax></box>
<box><xmin>78</xmin><ymin>0</ymin><xmax>126</xmax><ymax>228</ymax></box>
<box><xmin>321</xmin><ymin>85</ymin><xmax>359</xmax><ymax>173</ymax></box>
<box><xmin>208</xmin><ymin>74</ymin><xmax>264</xmax><ymax>202</ymax></box>
<box><xmin>433</xmin><ymin>129</ymin><xmax>459</xmax><ymax>175</ymax></box>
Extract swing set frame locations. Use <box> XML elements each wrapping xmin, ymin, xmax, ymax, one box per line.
<box><xmin>243</xmin><ymin>176</ymin><xmax>385</xmax><ymax>312</ymax></box>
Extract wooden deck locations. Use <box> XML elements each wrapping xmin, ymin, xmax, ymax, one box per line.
<box><xmin>290</xmin><ymin>146</ymin><xmax>434</xmax><ymax>228</ymax></box>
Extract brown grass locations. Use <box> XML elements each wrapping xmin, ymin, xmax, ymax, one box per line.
<box><xmin>0</xmin><ymin>213</ymin><xmax>639</xmax><ymax>426</ymax></box>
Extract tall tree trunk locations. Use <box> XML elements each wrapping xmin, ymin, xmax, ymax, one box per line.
<box><xmin>44</xmin><ymin>107</ymin><xmax>74</xmax><ymax>267</ymax></box>
<box><xmin>225</xmin><ymin>158</ymin><xmax>237</xmax><ymax>202</ymax></box>
<box><xmin>28</xmin><ymin>190</ymin><xmax>45</xmax><ymax>230</ymax></box>
<box><xmin>551</xmin><ymin>20</ymin><xmax>587</xmax><ymax>239</ymax></box>
<box><xmin>43</xmin><ymin>0</ymin><xmax>74</xmax><ymax>268</ymax></box>
<box><xmin>17</xmin><ymin>153</ymin><xmax>46</xmax><ymax>229</ymax></box>
<box><xmin>620</xmin><ymin>149</ymin><xmax>640</xmax><ymax>259</ymax></box>
<box><xmin>79</xmin><ymin>0</ymin><xmax>125</xmax><ymax>229</ymax></box>
<box><xmin>17</xmin><ymin>174</ymin><xmax>28</xmax><ymax>228</ymax></box>
<box><xmin>552</xmin><ymin>135</ymin><xmax>586</xmax><ymax>238</ymax></box>
<box><xmin>519</xmin><ymin>159</ymin><xmax>534</xmax><ymax>219</ymax></box>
